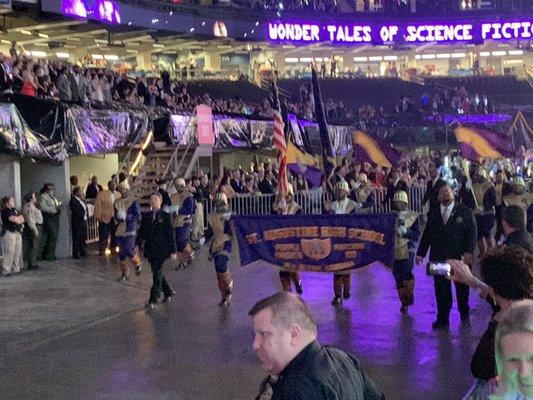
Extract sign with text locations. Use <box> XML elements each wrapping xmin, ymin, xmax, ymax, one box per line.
<box><xmin>196</xmin><ymin>105</ymin><xmax>214</xmax><ymax>146</ymax></box>
<box><xmin>233</xmin><ymin>214</ymin><xmax>396</xmax><ymax>272</ymax></box>
<box><xmin>267</xmin><ymin>20</ymin><xmax>533</xmax><ymax>45</ymax></box>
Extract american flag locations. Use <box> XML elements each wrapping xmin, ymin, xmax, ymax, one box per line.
<box><xmin>273</xmin><ymin>110</ymin><xmax>288</xmax><ymax>195</ymax></box>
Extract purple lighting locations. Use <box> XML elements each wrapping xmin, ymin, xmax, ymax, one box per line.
<box><xmin>61</xmin><ymin>0</ymin><xmax>121</xmax><ymax>24</ymax></box>
<box><xmin>266</xmin><ymin>19</ymin><xmax>533</xmax><ymax>45</ymax></box>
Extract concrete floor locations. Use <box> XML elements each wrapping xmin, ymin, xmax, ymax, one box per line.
<box><xmin>0</xmin><ymin>247</ymin><xmax>491</xmax><ymax>400</ymax></box>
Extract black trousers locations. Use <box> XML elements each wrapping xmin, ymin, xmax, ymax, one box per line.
<box><xmin>148</xmin><ymin>257</ymin><xmax>172</xmax><ymax>303</ymax></box>
<box><xmin>98</xmin><ymin>219</ymin><xmax>117</xmax><ymax>254</ymax></box>
<box><xmin>72</xmin><ymin>223</ymin><xmax>87</xmax><ymax>258</ymax></box>
<box><xmin>434</xmin><ymin>276</ymin><xmax>470</xmax><ymax>321</ymax></box>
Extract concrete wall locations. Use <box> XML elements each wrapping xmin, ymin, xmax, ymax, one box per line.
<box><xmin>0</xmin><ymin>155</ymin><xmax>21</xmax><ymax>208</ymax></box>
<box><xmin>69</xmin><ymin>153</ymin><xmax>119</xmax><ymax>190</ymax></box>
<box><xmin>19</xmin><ymin>160</ymin><xmax>71</xmax><ymax>258</ymax></box>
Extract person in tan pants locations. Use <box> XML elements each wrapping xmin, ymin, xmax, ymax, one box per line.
<box><xmin>1</xmin><ymin>196</ymin><xmax>24</xmax><ymax>276</ymax></box>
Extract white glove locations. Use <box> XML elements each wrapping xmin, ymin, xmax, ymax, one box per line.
<box><xmin>223</xmin><ymin>212</ymin><xmax>232</xmax><ymax>220</ymax></box>
<box><xmin>397</xmin><ymin>225</ymin><xmax>407</xmax><ymax>236</ymax></box>
<box><xmin>465</xmin><ymin>180</ymin><xmax>472</xmax><ymax>190</ymax></box>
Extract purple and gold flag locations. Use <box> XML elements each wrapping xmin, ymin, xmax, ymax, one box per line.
<box><xmin>455</xmin><ymin>126</ymin><xmax>514</xmax><ymax>160</ymax></box>
<box><xmin>352</xmin><ymin>131</ymin><xmax>402</xmax><ymax>168</ymax></box>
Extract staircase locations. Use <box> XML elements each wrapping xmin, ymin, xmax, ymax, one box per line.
<box><xmin>130</xmin><ymin>141</ymin><xmax>212</xmax><ymax>211</ymax></box>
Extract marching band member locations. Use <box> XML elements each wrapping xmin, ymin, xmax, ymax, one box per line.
<box><xmin>205</xmin><ymin>192</ymin><xmax>234</xmax><ymax>306</ymax></box>
<box><xmin>472</xmin><ymin>168</ymin><xmax>497</xmax><ymax>257</ymax></box>
<box><xmin>274</xmin><ymin>184</ymin><xmax>303</xmax><ymax>294</ymax></box>
<box><xmin>391</xmin><ymin>191</ymin><xmax>419</xmax><ymax>314</ymax></box>
<box><xmin>328</xmin><ymin>180</ymin><xmax>358</xmax><ymax>306</ymax></box>
<box><xmin>114</xmin><ymin>187</ymin><xmax>143</xmax><ymax>281</ymax></box>
<box><xmin>167</xmin><ymin>178</ymin><xmax>196</xmax><ymax>269</ymax></box>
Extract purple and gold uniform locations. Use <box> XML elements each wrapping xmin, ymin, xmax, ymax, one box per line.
<box><xmin>115</xmin><ymin>192</ymin><xmax>142</xmax><ymax>280</ymax></box>
<box><xmin>167</xmin><ymin>178</ymin><xmax>196</xmax><ymax>268</ymax></box>
<box><xmin>205</xmin><ymin>192</ymin><xmax>234</xmax><ymax>306</ymax></box>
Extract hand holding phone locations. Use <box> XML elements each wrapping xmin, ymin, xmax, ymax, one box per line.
<box><xmin>426</xmin><ymin>262</ymin><xmax>451</xmax><ymax>277</ymax></box>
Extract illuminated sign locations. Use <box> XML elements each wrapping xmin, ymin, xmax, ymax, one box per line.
<box><xmin>61</xmin><ymin>0</ymin><xmax>121</xmax><ymax>23</ymax></box>
<box><xmin>267</xmin><ymin>20</ymin><xmax>533</xmax><ymax>45</ymax></box>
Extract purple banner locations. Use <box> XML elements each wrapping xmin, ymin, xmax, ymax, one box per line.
<box><xmin>233</xmin><ymin>213</ymin><xmax>396</xmax><ymax>272</ymax></box>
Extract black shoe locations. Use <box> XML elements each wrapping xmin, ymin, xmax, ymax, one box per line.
<box><xmin>295</xmin><ymin>282</ymin><xmax>303</xmax><ymax>295</ymax></box>
<box><xmin>331</xmin><ymin>296</ymin><xmax>342</xmax><ymax>307</ymax></box>
<box><xmin>162</xmin><ymin>290</ymin><xmax>176</xmax><ymax>303</ymax></box>
<box><xmin>145</xmin><ymin>302</ymin><xmax>157</xmax><ymax>310</ymax></box>
<box><xmin>117</xmin><ymin>274</ymin><xmax>128</xmax><ymax>282</ymax></box>
<box><xmin>400</xmin><ymin>305</ymin><xmax>408</xmax><ymax>314</ymax></box>
<box><xmin>431</xmin><ymin>320</ymin><xmax>450</xmax><ymax>330</ymax></box>
<box><xmin>460</xmin><ymin>313</ymin><xmax>470</xmax><ymax>323</ymax></box>
<box><xmin>73</xmin><ymin>256</ymin><xmax>80</xmax><ymax>260</ymax></box>
<box><xmin>343</xmin><ymin>292</ymin><xmax>351</xmax><ymax>300</ymax></box>
<box><xmin>27</xmin><ymin>265</ymin><xmax>40</xmax><ymax>270</ymax></box>
<box><xmin>218</xmin><ymin>297</ymin><xmax>230</xmax><ymax>307</ymax></box>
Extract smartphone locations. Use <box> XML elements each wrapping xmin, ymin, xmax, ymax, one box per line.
<box><xmin>426</xmin><ymin>262</ymin><xmax>451</xmax><ymax>277</ymax></box>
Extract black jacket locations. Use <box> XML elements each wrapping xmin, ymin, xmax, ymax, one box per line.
<box><xmin>158</xmin><ymin>188</ymin><xmax>172</xmax><ymax>207</ymax></box>
<box><xmin>421</xmin><ymin>178</ymin><xmax>446</xmax><ymax>212</ymax></box>
<box><xmin>136</xmin><ymin>210</ymin><xmax>176</xmax><ymax>261</ymax></box>
<box><xmin>69</xmin><ymin>197</ymin><xmax>88</xmax><ymax>228</ymax></box>
<box><xmin>504</xmin><ymin>229</ymin><xmax>533</xmax><ymax>253</ymax></box>
<box><xmin>258</xmin><ymin>179</ymin><xmax>274</xmax><ymax>195</ymax></box>
<box><xmin>85</xmin><ymin>183</ymin><xmax>102</xmax><ymax>200</ymax></box>
<box><xmin>230</xmin><ymin>178</ymin><xmax>243</xmax><ymax>194</ymax></box>
<box><xmin>382</xmin><ymin>179</ymin><xmax>408</xmax><ymax>207</ymax></box>
<box><xmin>417</xmin><ymin>203</ymin><xmax>476</xmax><ymax>262</ymax></box>
<box><xmin>257</xmin><ymin>340</ymin><xmax>384</xmax><ymax>400</ymax></box>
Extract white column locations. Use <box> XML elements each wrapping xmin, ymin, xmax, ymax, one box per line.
<box><xmin>0</xmin><ymin>155</ymin><xmax>21</xmax><ymax>208</ymax></box>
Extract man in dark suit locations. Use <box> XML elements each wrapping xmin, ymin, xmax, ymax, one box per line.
<box><xmin>85</xmin><ymin>175</ymin><xmax>103</xmax><ymax>200</ymax></box>
<box><xmin>416</xmin><ymin>184</ymin><xmax>477</xmax><ymax>330</ymax></box>
<box><xmin>258</xmin><ymin>170</ymin><xmax>275</xmax><ymax>195</ymax></box>
<box><xmin>230</xmin><ymin>169</ymin><xmax>243</xmax><ymax>194</ymax></box>
<box><xmin>502</xmin><ymin>205</ymin><xmax>533</xmax><ymax>253</ymax></box>
<box><xmin>421</xmin><ymin>163</ymin><xmax>446</xmax><ymax>213</ymax></box>
<box><xmin>69</xmin><ymin>187</ymin><xmax>88</xmax><ymax>259</ymax></box>
<box><xmin>382</xmin><ymin>169</ymin><xmax>408</xmax><ymax>208</ymax></box>
<box><xmin>137</xmin><ymin>192</ymin><xmax>177</xmax><ymax>309</ymax></box>
<box><xmin>0</xmin><ymin>53</ymin><xmax>10</xmax><ymax>92</ymax></box>
<box><xmin>156</xmin><ymin>179</ymin><xmax>172</xmax><ymax>208</ymax></box>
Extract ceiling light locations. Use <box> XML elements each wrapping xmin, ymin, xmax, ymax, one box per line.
<box><xmin>491</xmin><ymin>51</ymin><xmax>507</xmax><ymax>56</ymax></box>
<box><xmin>479</xmin><ymin>51</ymin><xmax>491</xmax><ymax>57</ymax></box>
<box><xmin>104</xmin><ymin>54</ymin><xmax>119</xmax><ymax>60</ymax></box>
<box><xmin>38</xmin><ymin>33</ymin><xmax>49</xmax><ymax>39</ymax></box>
<box><xmin>56</xmin><ymin>52</ymin><xmax>70</xmax><ymax>58</ymax></box>
<box><xmin>20</xmin><ymin>30</ymin><xmax>32</xmax><ymax>35</ymax></box>
<box><xmin>415</xmin><ymin>55</ymin><xmax>422</xmax><ymax>60</ymax></box>
<box><xmin>314</xmin><ymin>57</ymin><xmax>323</xmax><ymax>62</ymax></box>
<box><xmin>436</xmin><ymin>53</ymin><xmax>451</xmax><ymax>59</ymax></box>
<box><xmin>383</xmin><ymin>55</ymin><xmax>398</xmax><ymax>61</ymax></box>
<box><xmin>92</xmin><ymin>54</ymin><xmax>104</xmax><ymax>60</ymax></box>
<box><xmin>508</xmin><ymin>50</ymin><xmax>524</xmax><ymax>56</ymax></box>
<box><xmin>353</xmin><ymin>56</ymin><xmax>368</xmax><ymax>62</ymax></box>
<box><xmin>1</xmin><ymin>39</ymin><xmax>10</xmax><ymax>44</ymax></box>
<box><xmin>451</xmin><ymin>52</ymin><xmax>466</xmax><ymax>58</ymax></box>
<box><xmin>368</xmin><ymin>56</ymin><xmax>383</xmax><ymax>61</ymax></box>
<box><xmin>504</xmin><ymin>59</ymin><xmax>523</xmax><ymax>64</ymax></box>
<box><xmin>153</xmin><ymin>43</ymin><xmax>165</xmax><ymax>48</ymax></box>
<box><xmin>299</xmin><ymin>57</ymin><xmax>313</xmax><ymax>62</ymax></box>
<box><xmin>30</xmin><ymin>51</ymin><xmax>47</xmax><ymax>57</ymax></box>
<box><xmin>421</xmin><ymin>54</ymin><xmax>436</xmax><ymax>59</ymax></box>
<box><xmin>285</xmin><ymin>57</ymin><xmax>299</xmax><ymax>63</ymax></box>
<box><xmin>126</xmin><ymin>49</ymin><xmax>138</xmax><ymax>54</ymax></box>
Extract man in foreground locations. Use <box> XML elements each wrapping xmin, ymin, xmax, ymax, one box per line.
<box><xmin>250</xmin><ymin>292</ymin><xmax>385</xmax><ymax>400</ymax></box>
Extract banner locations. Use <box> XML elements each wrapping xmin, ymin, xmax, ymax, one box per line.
<box><xmin>233</xmin><ymin>213</ymin><xmax>396</xmax><ymax>272</ymax></box>
<box><xmin>196</xmin><ymin>105</ymin><xmax>214</xmax><ymax>145</ymax></box>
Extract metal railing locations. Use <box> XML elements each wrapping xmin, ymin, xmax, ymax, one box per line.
<box><xmin>84</xmin><ymin>186</ymin><xmax>427</xmax><ymax>242</ymax></box>
<box><xmin>85</xmin><ymin>199</ymin><xmax>99</xmax><ymax>244</ymax></box>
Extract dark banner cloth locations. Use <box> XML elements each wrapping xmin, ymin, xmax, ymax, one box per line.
<box><xmin>65</xmin><ymin>106</ymin><xmax>150</xmax><ymax>155</ymax></box>
<box><xmin>0</xmin><ymin>102</ymin><xmax>67</xmax><ymax>162</ymax></box>
<box><xmin>233</xmin><ymin>213</ymin><xmax>396</xmax><ymax>272</ymax></box>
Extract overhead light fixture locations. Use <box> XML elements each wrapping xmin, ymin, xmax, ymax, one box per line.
<box><xmin>1</xmin><ymin>39</ymin><xmax>10</xmax><ymax>44</ymax></box>
<box><xmin>323</xmin><ymin>57</ymin><xmax>330</xmax><ymax>62</ymax></box>
<box><xmin>368</xmin><ymin>56</ymin><xmax>383</xmax><ymax>61</ymax></box>
<box><xmin>92</xmin><ymin>54</ymin><xmax>104</xmax><ymax>60</ymax></box>
<box><xmin>491</xmin><ymin>51</ymin><xmax>507</xmax><ymax>56</ymax></box>
<box><xmin>190</xmin><ymin>28</ymin><xmax>195</xmax><ymax>32</ymax></box>
<box><xmin>383</xmin><ymin>55</ymin><xmax>398</xmax><ymax>61</ymax></box>
<box><xmin>126</xmin><ymin>49</ymin><xmax>138</xmax><ymax>54</ymax></box>
<box><xmin>30</xmin><ymin>51</ymin><xmax>47</xmax><ymax>57</ymax></box>
<box><xmin>436</xmin><ymin>53</ymin><xmax>451</xmax><ymax>59</ymax></box>
<box><xmin>56</xmin><ymin>52</ymin><xmax>70</xmax><ymax>58</ymax></box>
<box><xmin>153</xmin><ymin>43</ymin><xmax>165</xmax><ymax>48</ymax></box>
<box><xmin>353</xmin><ymin>56</ymin><xmax>368</xmax><ymax>62</ymax></box>
<box><xmin>104</xmin><ymin>54</ymin><xmax>119</xmax><ymax>61</ymax></box>
<box><xmin>299</xmin><ymin>57</ymin><xmax>313</xmax><ymax>62</ymax></box>
<box><xmin>451</xmin><ymin>52</ymin><xmax>466</xmax><ymax>58</ymax></box>
<box><xmin>284</xmin><ymin>57</ymin><xmax>299</xmax><ymax>63</ymax></box>
<box><xmin>38</xmin><ymin>33</ymin><xmax>49</xmax><ymax>39</ymax></box>
<box><xmin>504</xmin><ymin>59</ymin><xmax>523</xmax><ymax>64</ymax></box>
<box><xmin>415</xmin><ymin>54</ymin><xmax>422</xmax><ymax>60</ymax></box>
<box><xmin>20</xmin><ymin>29</ymin><xmax>32</xmax><ymax>35</ymax></box>
<box><xmin>95</xmin><ymin>39</ymin><xmax>108</xmax><ymax>44</ymax></box>
<box><xmin>508</xmin><ymin>50</ymin><xmax>524</xmax><ymax>56</ymax></box>
<box><xmin>479</xmin><ymin>51</ymin><xmax>491</xmax><ymax>57</ymax></box>
<box><xmin>421</xmin><ymin>54</ymin><xmax>436</xmax><ymax>59</ymax></box>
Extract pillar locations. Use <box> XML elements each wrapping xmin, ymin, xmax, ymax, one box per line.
<box><xmin>0</xmin><ymin>155</ymin><xmax>21</xmax><ymax>208</ymax></box>
<box><xmin>136</xmin><ymin>51</ymin><xmax>153</xmax><ymax>73</ymax></box>
<box><xmin>20</xmin><ymin>159</ymin><xmax>72</xmax><ymax>258</ymax></box>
